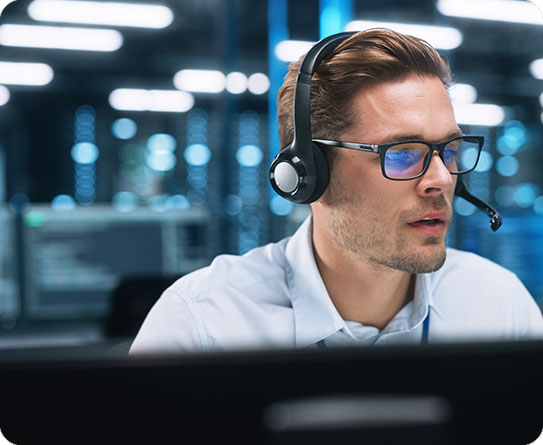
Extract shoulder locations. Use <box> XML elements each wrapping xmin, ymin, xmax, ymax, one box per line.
<box><xmin>428</xmin><ymin>248</ymin><xmax>543</xmax><ymax>338</ymax></box>
<box><xmin>130</xmin><ymin>237</ymin><xmax>294</xmax><ymax>354</ymax></box>
<box><xmin>170</xmin><ymin>236</ymin><xmax>291</xmax><ymax>302</ymax></box>
<box><xmin>433</xmin><ymin>247</ymin><xmax>519</xmax><ymax>286</ymax></box>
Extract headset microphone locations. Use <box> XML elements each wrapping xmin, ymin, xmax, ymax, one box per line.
<box><xmin>454</xmin><ymin>179</ymin><xmax>502</xmax><ymax>232</ymax></box>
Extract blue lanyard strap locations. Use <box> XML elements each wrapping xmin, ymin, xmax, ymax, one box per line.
<box><xmin>316</xmin><ymin>313</ymin><xmax>431</xmax><ymax>348</ymax></box>
<box><xmin>316</xmin><ymin>339</ymin><xmax>327</xmax><ymax>348</ymax></box>
<box><xmin>421</xmin><ymin>313</ymin><xmax>430</xmax><ymax>345</ymax></box>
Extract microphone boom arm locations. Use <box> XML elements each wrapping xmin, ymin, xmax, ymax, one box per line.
<box><xmin>454</xmin><ymin>179</ymin><xmax>503</xmax><ymax>232</ymax></box>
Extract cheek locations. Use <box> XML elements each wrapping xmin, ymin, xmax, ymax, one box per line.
<box><xmin>342</xmin><ymin>159</ymin><xmax>413</xmax><ymax>220</ymax></box>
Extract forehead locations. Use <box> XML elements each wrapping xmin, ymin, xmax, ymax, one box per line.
<box><xmin>346</xmin><ymin>75</ymin><xmax>459</xmax><ymax>144</ymax></box>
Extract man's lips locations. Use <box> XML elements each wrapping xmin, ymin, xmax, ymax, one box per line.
<box><xmin>407</xmin><ymin>212</ymin><xmax>448</xmax><ymax>225</ymax></box>
<box><xmin>407</xmin><ymin>212</ymin><xmax>448</xmax><ymax>236</ymax></box>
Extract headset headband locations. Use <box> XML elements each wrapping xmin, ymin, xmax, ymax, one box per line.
<box><xmin>292</xmin><ymin>32</ymin><xmax>355</xmax><ymax>153</ymax></box>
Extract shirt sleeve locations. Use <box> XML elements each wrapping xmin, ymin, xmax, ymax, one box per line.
<box><xmin>515</xmin><ymin>277</ymin><xmax>543</xmax><ymax>340</ymax></box>
<box><xmin>128</xmin><ymin>287</ymin><xmax>205</xmax><ymax>355</ymax></box>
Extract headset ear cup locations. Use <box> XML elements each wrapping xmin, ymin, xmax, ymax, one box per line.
<box><xmin>306</xmin><ymin>143</ymin><xmax>330</xmax><ymax>203</ymax></box>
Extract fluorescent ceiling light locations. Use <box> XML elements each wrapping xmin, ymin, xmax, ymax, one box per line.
<box><xmin>449</xmin><ymin>83</ymin><xmax>478</xmax><ymax>104</ymax></box>
<box><xmin>275</xmin><ymin>40</ymin><xmax>314</xmax><ymax>62</ymax></box>
<box><xmin>0</xmin><ymin>24</ymin><xmax>123</xmax><ymax>51</ymax></box>
<box><xmin>225</xmin><ymin>72</ymin><xmax>248</xmax><ymax>94</ymax></box>
<box><xmin>539</xmin><ymin>92</ymin><xmax>543</xmax><ymax>107</ymax></box>
<box><xmin>437</xmin><ymin>0</ymin><xmax>543</xmax><ymax>25</ymax></box>
<box><xmin>248</xmin><ymin>73</ymin><xmax>270</xmax><ymax>94</ymax></box>
<box><xmin>0</xmin><ymin>61</ymin><xmax>53</xmax><ymax>85</ymax></box>
<box><xmin>0</xmin><ymin>85</ymin><xmax>10</xmax><ymax>106</ymax></box>
<box><xmin>109</xmin><ymin>89</ymin><xmax>194</xmax><ymax>113</ymax></box>
<box><xmin>345</xmin><ymin>21</ymin><xmax>463</xmax><ymax>50</ymax></box>
<box><xmin>453</xmin><ymin>103</ymin><xmax>506</xmax><ymax>127</ymax></box>
<box><xmin>529</xmin><ymin>58</ymin><xmax>543</xmax><ymax>79</ymax></box>
<box><xmin>28</xmin><ymin>0</ymin><xmax>174</xmax><ymax>29</ymax></box>
<box><xmin>173</xmin><ymin>69</ymin><xmax>226</xmax><ymax>93</ymax></box>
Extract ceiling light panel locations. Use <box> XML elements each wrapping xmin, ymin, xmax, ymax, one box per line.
<box><xmin>0</xmin><ymin>24</ymin><xmax>123</xmax><ymax>51</ymax></box>
<box><xmin>109</xmin><ymin>89</ymin><xmax>194</xmax><ymax>113</ymax></box>
<box><xmin>0</xmin><ymin>61</ymin><xmax>53</xmax><ymax>86</ymax></box>
<box><xmin>173</xmin><ymin>70</ymin><xmax>226</xmax><ymax>93</ymax></box>
<box><xmin>529</xmin><ymin>59</ymin><xmax>543</xmax><ymax>79</ymax></box>
<box><xmin>28</xmin><ymin>0</ymin><xmax>174</xmax><ymax>29</ymax></box>
<box><xmin>437</xmin><ymin>0</ymin><xmax>543</xmax><ymax>25</ymax></box>
<box><xmin>345</xmin><ymin>20</ymin><xmax>463</xmax><ymax>50</ymax></box>
<box><xmin>453</xmin><ymin>103</ymin><xmax>506</xmax><ymax>127</ymax></box>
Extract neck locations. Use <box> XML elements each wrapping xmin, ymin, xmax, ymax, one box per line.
<box><xmin>312</xmin><ymin>221</ymin><xmax>415</xmax><ymax>331</ymax></box>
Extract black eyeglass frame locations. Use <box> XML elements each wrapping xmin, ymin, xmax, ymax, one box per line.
<box><xmin>313</xmin><ymin>135</ymin><xmax>485</xmax><ymax>181</ymax></box>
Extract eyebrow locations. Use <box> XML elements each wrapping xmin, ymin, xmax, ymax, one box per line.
<box><xmin>383</xmin><ymin>130</ymin><xmax>463</xmax><ymax>144</ymax></box>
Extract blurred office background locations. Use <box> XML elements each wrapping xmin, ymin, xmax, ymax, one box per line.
<box><xmin>0</xmin><ymin>0</ymin><xmax>541</xmax><ymax>348</ymax></box>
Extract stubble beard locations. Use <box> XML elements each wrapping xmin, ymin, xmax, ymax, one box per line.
<box><xmin>324</xmin><ymin>180</ymin><xmax>449</xmax><ymax>275</ymax></box>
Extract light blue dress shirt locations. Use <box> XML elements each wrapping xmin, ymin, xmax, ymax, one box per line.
<box><xmin>130</xmin><ymin>217</ymin><xmax>543</xmax><ymax>354</ymax></box>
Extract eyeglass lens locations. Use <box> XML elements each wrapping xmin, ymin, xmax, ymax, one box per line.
<box><xmin>383</xmin><ymin>137</ymin><xmax>481</xmax><ymax>179</ymax></box>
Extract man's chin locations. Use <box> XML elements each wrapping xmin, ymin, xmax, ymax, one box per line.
<box><xmin>409</xmin><ymin>244</ymin><xmax>447</xmax><ymax>273</ymax></box>
<box><xmin>371</xmin><ymin>244</ymin><xmax>447</xmax><ymax>274</ymax></box>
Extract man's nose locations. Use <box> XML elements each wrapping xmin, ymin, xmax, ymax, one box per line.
<box><xmin>416</xmin><ymin>152</ymin><xmax>455</xmax><ymax>195</ymax></box>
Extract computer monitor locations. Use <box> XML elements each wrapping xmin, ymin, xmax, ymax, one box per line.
<box><xmin>0</xmin><ymin>206</ymin><xmax>19</xmax><ymax>327</ymax></box>
<box><xmin>21</xmin><ymin>205</ymin><xmax>211</xmax><ymax>320</ymax></box>
<box><xmin>0</xmin><ymin>340</ymin><xmax>541</xmax><ymax>445</ymax></box>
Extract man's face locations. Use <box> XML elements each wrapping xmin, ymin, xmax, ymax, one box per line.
<box><xmin>315</xmin><ymin>75</ymin><xmax>460</xmax><ymax>274</ymax></box>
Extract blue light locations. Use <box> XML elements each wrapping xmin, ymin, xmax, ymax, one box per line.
<box><xmin>495</xmin><ymin>185</ymin><xmax>515</xmax><ymax>207</ymax></box>
<box><xmin>320</xmin><ymin>6</ymin><xmax>342</xmax><ymax>37</ymax></box>
<box><xmin>514</xmin><ymin>183</ymin><xmax>538</xmax><ymax>208</ymax></box>
<box><xmin>224</xmin><ymin>194</ymin><xmax>242</xmax><ymax>216</ymax></box>
<box><xmin>146</xmin><ymin>151</ymin><xmax>177</xmax><ymax>172</ymax></box>
<box><xmin>496</xmin><ymin>156</ymin><xmax>519</xmax><ymax>177</ymax></box>
<box><xmin>74</xmin><ymin>185</ymin><xmax>95</xmax><ymax>196</ymax></box>
<box><xmin>112</xmin><ymin>118</ymin><xmax>137</xmax><ymax>140</ymax></box>
<box><xmin>71</xmin><ymin>142</ymin><xmax>99</xmax><ymax>164</ymax></box>
<box><xmin>166</xmin><ymin>194</ymin><xmax>190</xmax><ymax>210</ymax></box>
<box><xmin>319</xmin><ymin>0</ymin><xmax>353</xmax><ymax>39</ymax></box>
<box><xmin>270</xmin><ymin>195</ymin><xmax>293</xmax><ymax>216</ymax></box>
<box><xmin>147</xmin><ymin>194</ymin><xmax>168</xmax><ymax>212</ymax></box>
<box><xmin>474</xmin><ymin>151</ymin><xmax>493</xmax><ymax>172</ymax></box>
<box><xmin>184</xmin><ymin>144</ymin><xmax>211</xmax><ymax>166</ymax></box>
<box><xmin>51</xmin><ymin>194</ymin><xmax>76</xmax><ymax>211</ymax></box>
<box><xmin>112</xmin><ymin>191</ymin><xmax>138</xmax><ymax>212</ymax></box>
<box><xmin>454</xmin><ymin>196</ymin><xmax>476</xmax><ymax>216</ymax></box>
<box><xmin>236</xmin><ymin>144</ymin><xmax>263</xmax><ymax>167</ymax></box>
<box><xmin>502</xmin><ymin>120</ymin><xmax>526</xmax><ymax>150</ymax></box>
<box><xmin>147</xmin><ymin>133</ymin><xmax>177</xmax><ymax>153</ymax></box>
<box><xmin>497</xmin><ymin>135</ymin><xmax>519</xmax><ymax>156</ymax></box>
<box><xmin>534</xmin><ymin>196</ymin><xmax>543</xmax><ymax>215</ymax></box>
<box><xmin>9</xmin><ymin>193</ymin><xmax>30</xmax><ymax>213</ymax></box>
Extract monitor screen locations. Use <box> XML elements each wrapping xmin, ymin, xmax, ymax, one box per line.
<box><xmin>21</xmin><ymin>205</ymin><xmax>210</xmax><ymax>320</ymax></box>
<box><xmin>0</xmin><ymin>206</ymin><xmax>19</xmax><ymax>327</ymax></box>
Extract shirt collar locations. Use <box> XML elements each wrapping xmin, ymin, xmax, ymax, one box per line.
<box><xmin>285</xmin><ymin>215</ymin><xmax>347</xmax><ymax>347</ymax></box>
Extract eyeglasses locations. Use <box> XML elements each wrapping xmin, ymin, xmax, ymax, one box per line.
<box><xmin>313</xmin><ymin>135</ymin><xmax>484</xmax><ymax>181</ymax></box>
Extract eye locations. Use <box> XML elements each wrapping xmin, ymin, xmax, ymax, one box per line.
<box><xmin>443</xmin><ymin>145</ymin><xmax>457</xmax><ymax>165</ymax></box>
<box><xmin>385</xmin><ymin>149</ymin><xmax>422</xmax><ymax>166</ymax></box>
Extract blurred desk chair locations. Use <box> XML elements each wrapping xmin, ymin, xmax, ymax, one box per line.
<box><xmin>104</xmin><ymin>275</ymin><xmax>178</xmax><ymax>354</ymax></box>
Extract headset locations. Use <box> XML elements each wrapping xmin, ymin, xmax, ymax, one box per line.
<box><xmin>268</xmin><ymin>31</ymin><xmax>502</xmax><ymax>232</ymax></box>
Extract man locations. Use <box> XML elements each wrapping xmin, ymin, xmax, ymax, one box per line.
<box><xmin>129</xmin><ymin>29</ymin><xmax>543</xmax><ymax>355</ymax></box>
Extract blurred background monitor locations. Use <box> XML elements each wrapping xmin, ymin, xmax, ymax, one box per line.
<box><xmin>0</xmin><ymin>0</ymin><xmax>541</xmax><ymax>348</ymax></box>
<box><xmin>0</xmin><ymin>206</ymin><xmax>19</xmax><ymax>328</ymax></box>
<box><xmin>21</xmin><ymin>205</ymin><xmax>210</xmax><ymax>320</ymax></box>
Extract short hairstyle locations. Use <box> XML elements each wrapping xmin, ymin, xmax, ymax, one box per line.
<box><xmin>276</xmin><ymin>28</ymin><xmax>453</xmax><ymax>152</ymax></box>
